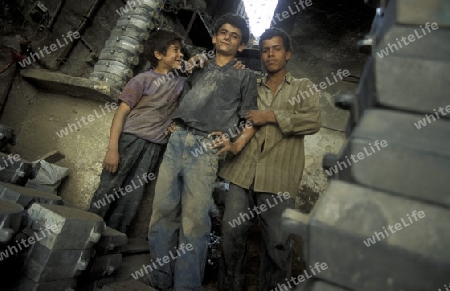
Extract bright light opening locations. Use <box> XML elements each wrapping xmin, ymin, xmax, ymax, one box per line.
<box><xmin>242</xmin><ymin>0</ymin><xmax>278</xmax><ymax>44</ymax></box>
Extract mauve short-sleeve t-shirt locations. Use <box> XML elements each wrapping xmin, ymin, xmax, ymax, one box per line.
<box><xmin>119</xmin><ymin>70</ymin><xmax>186</xmax><ymax>144</ymax></box>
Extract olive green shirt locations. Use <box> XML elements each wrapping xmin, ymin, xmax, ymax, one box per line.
<box><xmin>219</xmin><ymin>72</ymin><xmax>321</xmax><ymax>197</ymax></box>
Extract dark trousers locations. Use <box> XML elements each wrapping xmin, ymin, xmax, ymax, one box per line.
<box><xmin>218</xmin><ymin>183</ymin><xmax>294</xmax><ymax>291</ymax></box>
<box><xmin>89</xmin><ymin>133</ymin><xmax>164</xmax><ymax>234</ymax></box>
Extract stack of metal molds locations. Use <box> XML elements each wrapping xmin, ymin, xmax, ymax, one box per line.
<box><xmin>17</xmin><ymin>203</ymin><xmax>105</xmax><ymax>290</ymax></box>
<box><xmin>283</xmin><ymin>0</ymin><xmax>450</xmax><ymax>290</ymax></box>
<box><xmin>89</xmin><ymin>0</ymin><xmax>165</xmax><ymax>91</ymax></box>
<box><xmin>0</xmin><ymin>199</ymin><xmax>24</xmax><ymax>289</ymax></box>
<box><xmin>81</xmin><ymin>226</ymin><xmax>128</xmax><ymax>290</ymax></box>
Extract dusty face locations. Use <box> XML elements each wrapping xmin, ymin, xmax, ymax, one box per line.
<box><xmin>260</xmin><ymin>36</ymin><xmax>291</xmax><ymax>73</ymax></box>
<box><xmin>155</xmin><ymin>41</ymin><xmax>184</xmax><ymax>70</ymax></box>
<box><xmin>212</xmin><ymin>23</ymin><xmax>246</xmax><ymax>57</ymax></box>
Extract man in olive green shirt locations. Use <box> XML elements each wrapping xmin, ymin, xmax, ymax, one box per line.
<box><xmin>217</xmin><ymin>28</ymin><xmax>321</xmax><ymax>291</ymax></box>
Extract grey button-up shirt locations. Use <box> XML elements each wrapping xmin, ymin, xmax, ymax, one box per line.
<box><xmin>173</xmin><ymin>59</ymin><xmax>258</xmax><ymax>134</ymax></box>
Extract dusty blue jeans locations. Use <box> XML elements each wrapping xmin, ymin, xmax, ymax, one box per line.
<box><xmin>148</xmin><ymin>127</ymin><xmax>219</xmax><ymax>291</ymax></box>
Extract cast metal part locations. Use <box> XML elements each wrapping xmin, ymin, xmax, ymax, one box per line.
<box><xmin>89</xmin><ymin>0</ymin><xmax>165</xmax><ymax>90</ymax></box>
<box><xmin>284</xmin><ymin>1</ymin><xmax>450</xmax><ymax>290</ymax></box>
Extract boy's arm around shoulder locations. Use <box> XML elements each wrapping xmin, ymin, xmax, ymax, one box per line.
<box><xmin>237</xmin><ymin>69</ymin><xmax>258</xmax><ymax>119</ymax></box>
<box><xmin>234</xmin><ymin>70</ymin><xmax>258</xmax><ymax>153</ymax></box>
<box><xmin>213</xmin><ymin>70</ymin><xmax>258</xmax><ymax>156</ymax></box>
<box><xmin>273</xmin><ymin>78</ymin><xmax>322</xmax><ymax>136</ymax></box>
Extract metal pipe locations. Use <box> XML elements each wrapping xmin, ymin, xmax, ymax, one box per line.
<box><xmin>46</xmin><ymin>0</ymin><xmax>66</xmax><ymax>32</ymax></box>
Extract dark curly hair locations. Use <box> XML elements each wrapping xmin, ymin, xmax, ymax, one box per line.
<box><xmin>259</xmin><ymin>28</ymin><xmax>291</xmax><ymax>52</ymax></box>
<box><xmin>213</xmin><ymin>13</ymin><xmax>250</xmax><ymax>45</ymax></box>
<box><xmin>144</xmin><ymin>29</ymin><xmax>183</xmax><ymax>68</ymax></box>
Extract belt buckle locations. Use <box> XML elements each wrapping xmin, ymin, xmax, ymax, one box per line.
<box><xmin>188</xmin><ymin>126</ymin><xmax>195</xmax><ymax>134</ymax></box>
<box><xmin>185</xmin><ymin>124</ymin><xmax>207</xmax><ymax>138</ymax></box>
<box><xmin>188</xmin><ymin>126</ymin><xmax>200</xmax><ymax>136</ymax></box>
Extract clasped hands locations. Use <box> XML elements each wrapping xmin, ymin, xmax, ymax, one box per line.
<box><xmin>164</xmin><ymin>109</ymin><xmax>275</xmax><ymax>155</ymax></box>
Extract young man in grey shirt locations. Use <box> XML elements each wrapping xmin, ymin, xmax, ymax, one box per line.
<box><xmin>147</xmin><ymin>13</ymin><xmax>258</xmax><ymax>291</ymax></box>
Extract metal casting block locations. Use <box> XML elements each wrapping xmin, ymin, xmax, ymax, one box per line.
<box><xmin>96</xmin><ymin>226</ymin><xmax>127</xmax><ymax>255</ymax></box>
<box><xmin>23</xmin><ymin>242</ymin><xmax>91</xmax><ymax>281</ymax></box>
<box><xmin>27</xmin><ymin>203</ymin><xmax>105</xmax><ymax>250</ymax></box>
<box><xmin>0</xmin><ymin>182</ymin><xmax>62</xmax><ymax>208</ymax></box>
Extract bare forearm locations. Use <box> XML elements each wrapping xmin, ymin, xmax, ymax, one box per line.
<box><xmin>108</xmin><ymin>118</ymin><xmax>124</xmax><ymax>151</ymax></box>
<box><xmin>108</xmin><ymin>104</ymin><xmax>130</xmax><ymax>151</ymax></box>
<box><xmin>231</xmin><ymin>125</ymin><xmax>256</xmax><ymax>155</ymax></box>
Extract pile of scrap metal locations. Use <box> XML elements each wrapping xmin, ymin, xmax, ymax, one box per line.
<box><xmin>0</xmin><ymin>111</ymin><xmax>165</xmax><ymax>289</ymax></box>
<box><xmin>282</xmin><ymin>0</ymin><xmax>450</xmax><ymax>290</ymax></box>
<box><xmin>0</xmin><ymin>200</ymin><xmax>129</xmax><ymax>290</ymax></box>
<box><xmin>0</xmin><ymin>124</ymin><xmax>129</xmax><ymax>290</ymax></box>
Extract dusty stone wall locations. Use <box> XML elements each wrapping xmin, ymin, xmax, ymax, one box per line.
<box><xmin>0</xmin><ymin>76</ymin><xmax>113</xmax><ymax>210</ymax></box>
<box><xmin>0</xmin><ymin>0</ymin><xmax>127</xmax><ymax>211</ymax></box>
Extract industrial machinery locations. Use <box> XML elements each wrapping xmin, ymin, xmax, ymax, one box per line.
<box><xmin>282</xmin><ymin>1</ymin><xmax>450</xmax><ymax>290</ymax></box>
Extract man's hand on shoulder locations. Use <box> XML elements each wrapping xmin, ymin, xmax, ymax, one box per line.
<box><xmin>233</xmin><ymin>59</ymin><xmax>246</xmax><ymax>70</ymax></box>
<box><xmin>245</xmin><ymin>110</ymin><xmax>276</xmax><ymax>126</ymax></box>
<box><xmin>185</xmin><ymin>53</ymin><xmax>209</xmax><ymax>73</ymax></box>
